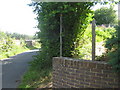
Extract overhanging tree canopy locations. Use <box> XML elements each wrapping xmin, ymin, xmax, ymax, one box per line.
<box><xmin>94</xmin><ymin>7</ymin><xmax>117</xmax><ymax>25</ymax></box>
<box><xmin>30</xmin><ymin>1</ymin><xmax>119</xmax><ymax>70</ymax></box>
<box><xmin>30</xmin><ymin>2</ymin><xmax>94</xmax><ymax>69</ymax></box>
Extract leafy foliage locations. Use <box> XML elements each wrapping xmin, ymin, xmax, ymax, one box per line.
<box><xmin>0</xmin><ymin>31</ymin><xmax>7</xmax><ymax>39</ymax></box>
<box><xmin>18</xmin><ymin>2</ymin><xmax>119</xmax><ymax>88</ymax></box>
<box><xmin>96</xmin><ymin>26</ymin><xmax>116</xmax><ymax>42</ymax></box>
<box><xmin>77</xmin><ymin>24</ymin><xmax>115</xmax><ymax>60</ymax></box>
<box><xmin>105</xmin><ymin>25</ymin><xmax>120</xmax><ymax>72</ymax></box>
<box><xmin>0</xmin><ymin>31</ymin><xmax>29</xmax><ymax>59</ymax></box>
<box><xmin>94</xmin><ymin>7</ymin><xmax>117</xmax><ymax>25</ymax></box>
<box><xmin>30</xmin><ymin>2</ymin><xmax>118</xmax><ymax>69</ymax></box>
<box><xmin>29</xmin><ymin>2</ymin><xmax>95</xmax><ymax>70</ymax></box>
<box><xmin>0</xmin><ymin>31</ymin><xmax>14</xmax><ymax>53</ymax></box>
<box><xmin>6</xmin><ymin>32</ymin><xmax>33</xmax><ymax>40</ymax></box>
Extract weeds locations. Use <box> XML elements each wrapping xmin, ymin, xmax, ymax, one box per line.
<box><xmin>18</xmin><ymin>66</ymin><xmax>52</xmax><ymax>88</ymax></box>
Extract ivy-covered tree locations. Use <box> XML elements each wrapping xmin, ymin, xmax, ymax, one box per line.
<box><xmin>30</xmin><ymin>2</ymin><xmax>94</xmax><ymax>69</ymax></box>
<box><xmin>94</xmin><ymin>7</ymin><xmax>117</xmax><ymax>25</ymax></box>
<box><xmin>30</xmin><ymin>1</ymin><xmax>118</xmax><ymax>70</ymax></box>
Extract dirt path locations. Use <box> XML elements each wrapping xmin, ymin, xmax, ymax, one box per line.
<box><xmin>1</xmin><ymin>49</ymin><xmax>39</xmax><ymax>88</ymax></box>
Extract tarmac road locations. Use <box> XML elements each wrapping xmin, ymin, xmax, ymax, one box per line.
<box><xmin>1</xmin><ymin>49</ymin><xmax>39</xmax><ymax>88</ymax></box>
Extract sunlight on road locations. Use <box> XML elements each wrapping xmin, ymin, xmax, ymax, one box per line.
<box><xmin>1</xmin><ymin>49</ymin><xmax>39</xmax><ymax>61</ymax></box>
<box><xmin>25</xmin><ymin>49</ymin><xmax>39</xmax><ymax>52</ymax></box>
<box><xmin>2</xmin><ymin>60</ymin><xmax>12</xmax><ymax>65</ymax></box>
<box><xmin>1</xmin><ymin>58</ymin><xmax>12</xmax><ymax>61</ymax></box>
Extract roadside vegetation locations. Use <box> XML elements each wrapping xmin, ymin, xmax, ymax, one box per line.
<box><xmin>0</xmin><ymin>31</ymin><xmax>40</xmax><ymax>60</ymax></box>
<box><xmin>78</xmin><ymin>24</ymin><xmax>115</xmax><ymax>60</ymax></box>
<box><xmin>18</xmin><ymin>24</ymin><xmax>117</xmax><ymax>88</ymax></box>
<box><xmin>98</xmin><ymin>25</ymin><xmax>120</xmax><ymax>72</ymax></box>
<box><xmin>19</xmin><ymin>1</ymin><xmax>119</xmax><ymax>88</ymax></box>
<box><xmin>94</xmin><ymin>6</ymin><xmax>117</xmax><ymax>26</ymax></box>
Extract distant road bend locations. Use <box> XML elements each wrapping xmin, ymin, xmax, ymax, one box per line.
<box><xmin>1</xmin><ymin>49</ymin><xmax>39</xmax><ymax>88</ymax></box>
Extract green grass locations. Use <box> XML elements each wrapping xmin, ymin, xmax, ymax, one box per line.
<box><xmin>26</xmin><ymin>41</ymin><xmax>41</xmax><ymax>50</ymax></box>
<box><xmin>0</xmin><ymin>46</ymin><xmax>29</xmax><ymax>60</ymax></box>
<box><xmin>18</xmin><ymin>42</ymin><xmax>52</xmax><ymax>88</ymax></box>
<box><xmin>18</xmin><ymin>67</ymin><xmax>52</xmax><ymax>88</ymax></box>
<box><xmin>26</xmin><ymin>46</ymin><xmax>39</xmax><ymax>50</ymax></box>
<box><xmin>0</xmin><ymin>43</ymin><xmax>41</xmax><ymax>60</ymax></box>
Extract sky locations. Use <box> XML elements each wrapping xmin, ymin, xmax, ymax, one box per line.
<box><xmin>0</xmin><ymin>0</ymin><xmax>39</xmax><ymax>36</ymax></box>
<box><xmin>0</xmin><ymin>1</ymin><xmax>118</xmax><ymax>36</ymax></box>
<box><xmin>92</xmin><ymin>3</ymin><xmax>118</xmax><ymax>13</ymax></box>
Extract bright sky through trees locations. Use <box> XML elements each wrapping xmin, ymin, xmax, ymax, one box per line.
<box><xmin>92</xmin><ymin>3</ymin><xmax>118</xmax><ymax>14</ymax></box>
<box><xmin>0</xmin><ymin>0</ymin><xmax>118</xmax><ymax>36</ymax></box>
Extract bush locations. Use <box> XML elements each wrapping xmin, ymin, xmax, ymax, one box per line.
<box><xmin>0</xmin><ymin>37</ymin><xmax>14</xmax><ymax>53</ymax></box>
<box><xmin>94</xmin><ymin>7</ymin><xmax>117</xmax><ymax>25</ymax></box>
<box><xmin>76</xmin><ymin>24</ymin><xmax>115</xmax><ymax>60</ymax></box>
<box><xmin>105</xmin><ymin>25</ymin><xmax>120</xmax><ymax>72</ymax></box>
<box><xmin>0</xmin><ymin>31</ymin><xmax>29</xmax><ymax>59</ymax></box>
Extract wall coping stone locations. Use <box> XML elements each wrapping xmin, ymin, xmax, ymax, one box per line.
<box><xmin>53</xmin><ymin>57</ymin><xmax>108</xmax><ymax>65</ymax></box>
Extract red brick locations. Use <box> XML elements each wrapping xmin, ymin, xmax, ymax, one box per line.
<box><xmin>88</xmin><ymin>62</ymin><xmax>97</xmax><ymax>69</ymax></box>
<box><xmin>52</xmin><ymin>57</ymin><xmax>119</xmax><ymax>88</ymax></box>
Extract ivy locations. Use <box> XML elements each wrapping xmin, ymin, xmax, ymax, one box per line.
<box><xmin>30</xmin><ymin>2</ymin><xmax>95</xmax><ymax>69</ymax></box>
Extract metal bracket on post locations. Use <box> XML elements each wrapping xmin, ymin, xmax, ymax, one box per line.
<box><xmin>60</xmin><ymin>14</ymin><xmax>62</xmax><ymax>57</ymax></box>
<box><xmin>92</xmin><ymin>19</ymin><xmax>96</xmax><ymax>61</ymax></box>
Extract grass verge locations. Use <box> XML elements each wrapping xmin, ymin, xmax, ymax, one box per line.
<box><xmin>0</xmin><ymin>46</ymin><xmax>29</xmax><ymax>60</ymax></box>
<box><xmin>18</xmin><ymin>66</ymin><xmax>52</xmax><ymax>88</ymax></box>
<box><xmin>0</xmin><ymin>45</ymin><xmax>40</xmax><ymax>60</ymax></box>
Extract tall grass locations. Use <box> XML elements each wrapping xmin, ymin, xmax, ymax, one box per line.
<box><xmin>18</xmin><ymin>66</ymin><xmax>52</xmax><ymax>88</ymax></box>
<box><xmin>0</xmin><ymin>47</ymin><xmax>29</xmax><ymax>60</ymax></box>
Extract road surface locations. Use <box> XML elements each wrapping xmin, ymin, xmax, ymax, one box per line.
<box><xmin>1</xmin><ymin>49</ymin><xmax>39</xmax><ymax>89</ymax></box>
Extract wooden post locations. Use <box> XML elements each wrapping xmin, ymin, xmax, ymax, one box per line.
<box><xmin>60</xmin><ymin>14</ymin><xmax>62</xmax><ymax>57</ymax></box>
<box><xmin>118</xmin><ymin>1</ymin><xmax>120</xmax><ymax>26</ymax></box>
<box><xmin>92</xmin><ymin>19</ymin><xmax>96</xmax><ymax>61</ymax></box>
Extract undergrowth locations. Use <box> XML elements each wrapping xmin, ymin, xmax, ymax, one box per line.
<box><xmin>18</xmin><ymin>65</ymin><xmax>52</xmax><ymax>88</ymax></box>
<box><xmin>0</xmin><ymin>46</ymin><xmax>29</xmax><ymax>60</ymax></box>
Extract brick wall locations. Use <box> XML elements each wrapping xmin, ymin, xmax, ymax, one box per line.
<box><xmin>53</xmin><ymin>57</ymin><xmax>120</xmax><ymax>88</ymax></box>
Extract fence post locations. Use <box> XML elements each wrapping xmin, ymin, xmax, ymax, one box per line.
<box><xmin>60</xmin><ymin>14</ymin><xmax>62</xmax><ymax>57</ymax></box>
<box><xmin>92</xmin><ymin>19</ymin><xmax>96</xmax><ymax>61</ymax></box>
<box><xmin>118</xmin><ymin>1</ymin><xmax>120</xmax><ymax>26</ymax></box>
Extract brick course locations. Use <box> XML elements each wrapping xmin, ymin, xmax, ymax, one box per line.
<box><xmin>53</xmin><ymin>57</ymin><xmax>120</xmax><ymax>88</ymax></box>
